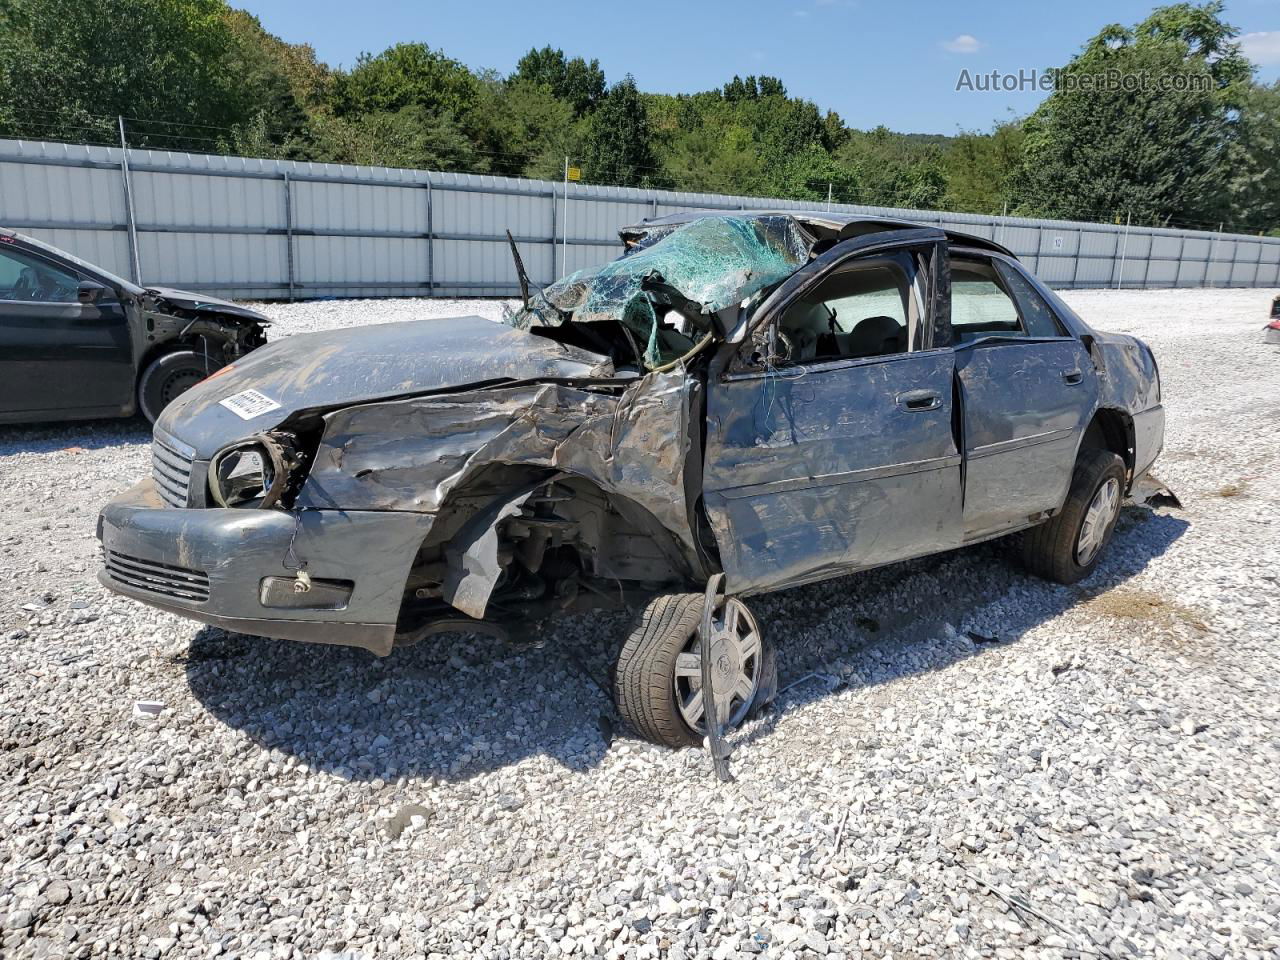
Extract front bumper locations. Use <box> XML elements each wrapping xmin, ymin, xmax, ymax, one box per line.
<box><xmin>97</xmin><ymin>479</ymin><xmax>433</xmax><ymax>655</ymax></box>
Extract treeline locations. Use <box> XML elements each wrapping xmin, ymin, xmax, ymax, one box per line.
<box><xmin>0</xmin><ymin>0</ymin><xmax>1277</xmax><ymax>233</ymax></box>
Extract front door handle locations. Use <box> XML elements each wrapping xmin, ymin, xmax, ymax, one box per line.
<box><xmin>1061</xmin><ymin>369</ymin><xmax>1083</xmax><ymax>385</ymax></box>
<box><xmin>896</xmin><ymin>389</ymin><xmax>942</xmax><ymax>412</ymax></box>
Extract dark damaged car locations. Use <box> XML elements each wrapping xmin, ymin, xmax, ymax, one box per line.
<box><xmin>97</xmin><ymin>212</ymin><xmax>1165</xmax><ymax>748</ymax></box>
<box><xmin>0</xmin><ymin>228</ymin><xmax>268</xmax><ymax>424</ymax></box>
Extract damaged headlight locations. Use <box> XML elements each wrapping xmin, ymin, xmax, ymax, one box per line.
<box><xmin>209</xmin><ymin>432</ymin><xmax>302</xmax><ymax>508</ymax></box>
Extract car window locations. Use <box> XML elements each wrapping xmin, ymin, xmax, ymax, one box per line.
<box><xmin>0</xmin><ymin>247</ymin><xmax>81</xmax><ymax>303</ymax></box>
<box><xmin>775</xmin><ymin>258</ymin><xmax>912</xmax><ymax>364</ymax></box>
<box><xmin>994</xmin><ymin>260</ymin><xmax>1066</xmax><ymax>338</ymax></box>
<box><xmin>951</xmin><ymin>256</ymin><xmax>1066</xmax><ymax>343</ymax></box>
<box><xmin>950</xmin><ymin>260</ymin><xmax>1022</xmax><ymax>342</ymax></box>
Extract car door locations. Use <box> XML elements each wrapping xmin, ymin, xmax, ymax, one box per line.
<box><xmin>0</xmin><ymin>241</ymin><xmax>135</xmax><ymax>418</ymax></box>
<box><xmin>950</xmin><ymin>251</ymin><xmax>1099</xmax><ymax>540</ymax></box>
<box><xmin>703</xmin><ymin>232</ymin><xmax>964</xmax><ymax>596</ymax></box>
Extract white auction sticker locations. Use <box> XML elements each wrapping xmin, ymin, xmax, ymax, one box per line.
<box><xmin>218</xmin><ymin>389</ymin><xmax>282</xmax><ymax>420</ymax></box>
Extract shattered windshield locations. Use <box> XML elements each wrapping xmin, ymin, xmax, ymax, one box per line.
<box><xmin>508</xmin><ymin>215</ymin><xmax>813</xmax><ymax>368</ymax></box>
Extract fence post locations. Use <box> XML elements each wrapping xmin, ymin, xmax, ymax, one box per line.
<box><xmin>1205</xmin><ymin>223</ymin><xmax>1221</xmax><ymax>287</ymax></box>
<box><xmin>1116</xmin><ymin>211</ymin><xmax>1131</xmax><ymax>290</ymax></box>
<box><xmin>117</xmin><ymin>116</ymin><xmax>142</xmax><ymax>284</ymax></box>
<box><xmin>1069</xmin><ymin>229</ymin><xmax>1081</xmax><ymax>289</ymax></box>
<box><xmin>561</xmin><ymin>157</ymin><xmax>569</xmax><ymax>277</ymax></box>
<box><xmin>425</xmin><ymin>178</ymin><xmax>434</xmax><ymax>296</ymax></box>
<box><xmin>282</xmin><ymin>172</ymin><xmax>295</xmax><ymax>301</ymax></box>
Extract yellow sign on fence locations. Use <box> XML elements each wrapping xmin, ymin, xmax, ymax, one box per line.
<box><xmin>566</xmin><ymin>166</ymin><xmax>582</xmax><ymax>182</ymax></box>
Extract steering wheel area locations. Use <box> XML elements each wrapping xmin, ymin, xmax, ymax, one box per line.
<box><xmin>12</xmin><ymin>265</ymin><xmax>76</xmax><ymax>302</ymax></box>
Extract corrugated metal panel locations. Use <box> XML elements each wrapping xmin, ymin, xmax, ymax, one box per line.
<box><xmin>20</xmin><ymin>227</ymin><xmax>131</xmax><ymax>278</ymax></box>
<box><xmin>297</xmin><ymin>236</ymin><xmax>426</xmax><ymax>286</ymax></box>
<box><xmin>141</xmin><ymin>232</ymin><xmax>286</xmax><ymax>288</ymax></box>
<box><xmin>1145</xmin><ymin>258</ymin><xmax>1180</xmax><ymax>286</ymax></box>
<box><xmin>3</xmin><ymin>137</ymin><xmax>1279</xmax><ymax>298</ymax></box>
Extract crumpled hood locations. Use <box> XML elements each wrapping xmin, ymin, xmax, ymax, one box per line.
<box><xmin>145</xmin><ymin>286</ymin><xmax>270</xmax><ymax>323</ymax></box>
<box><xmin>157</xmin><ymin>314</ymin><xmax>610</xmax><ymax>458</ymax></box>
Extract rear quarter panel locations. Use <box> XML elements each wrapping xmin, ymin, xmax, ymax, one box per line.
<box><xmin>1092</xmin><ymin>331</ymin><xmax>1164</xmax><ymax>479</ymax></box>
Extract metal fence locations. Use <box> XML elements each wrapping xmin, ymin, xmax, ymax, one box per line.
<box><xmin>2</xmin><ymin>137</ymin><xmax>1278</xmax><ymax>300</ymax></box>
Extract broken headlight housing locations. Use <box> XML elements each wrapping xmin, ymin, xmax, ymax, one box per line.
<box><xmin>208</xmin><ymin>432</ymin><xmax>303</xmax><ymax>508</ymax></box>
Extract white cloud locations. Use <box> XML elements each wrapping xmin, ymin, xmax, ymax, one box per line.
<box><xmin>1240</xmin><ymin>31</ymin><xmax>1280</xmax><ymax>66</ymax></box>
<box><xmin>794</xmin><ymin>8</ymin><xmax>810</xmax><ymax>16</ymax></box>
<box><xmin>942</xmin><ymin>34</ymin><xmax>982</xmax><ymax>54</ymax></box>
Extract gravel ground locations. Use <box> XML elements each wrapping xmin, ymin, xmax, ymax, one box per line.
<box><xmin>2</xmin><ymin>289</ymin><xmax>1278</xmax><ymax>960</ymax></box>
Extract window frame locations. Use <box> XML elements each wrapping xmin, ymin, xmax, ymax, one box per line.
<box><xmin>728</xmin><ymin>228</ymin><xmax>950</xmax><ymax>378</ymax></box>
<box><xmin>0</xmin><ymin>243</ymin><xmax>90</xmax><ymax>306</ymax></box>
<box><xmin>774</xmin><ymin>252</ymin><xmax>915</xmax><ymax>364</ymax></box>
<box><xmin>947</xmin><ymin>248</ymin><xmax>1075</xmax><ymax>348</ymax></box>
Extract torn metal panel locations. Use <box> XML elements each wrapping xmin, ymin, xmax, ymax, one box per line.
<box><xmin>442</xmin><ymin>479</ymin><xmax>553</xmax><ymax>619</ymax></box>
<box><xmin>298</xmin><ymin>371</ymin><xmax>702</xmax><ymax>569</ymax></box>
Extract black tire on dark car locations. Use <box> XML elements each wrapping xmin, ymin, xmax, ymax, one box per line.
<box><xmin>137</xmin><ymin>350</ymin><xmax>215</xmax><ymax>424</ymax></box>
<box><xmin>1022</xmin><ymin>448</ymin><xmax>1127</xmax><ymax>584</ymax></box>
<box><xmin>615</xmin><ymin>593</ymin><xmax>706</xmax><ymax>749</ymax></box>
<box><xmin>614</xmin><ymin>592</ymin><xmax>776</xmax><ymax>749</ymax></box>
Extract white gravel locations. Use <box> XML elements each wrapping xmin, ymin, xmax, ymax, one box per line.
<box><xmin>2</xmin><ymin>288</ymin><xmax>1278</xmax><ymax>960</ymax></box>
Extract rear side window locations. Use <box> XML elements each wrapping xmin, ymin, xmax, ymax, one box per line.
<box><xmin>951</xmin><ymin>260</ymin><xmax>1020</xmax><ymax>341</ymax></box>
<box><xmin>994</xmin><ymin>261</ymin><xmax>1065</xmax><ymax>338</ymax></box>
<box><xmin>950</xmin><ymin>256</ymin><xmax>1065</xmax><ymax>342</ymax></box>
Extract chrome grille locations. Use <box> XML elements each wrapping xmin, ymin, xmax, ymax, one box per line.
<box><xmin>104</xmin><ymin>550</ymin><xmax>210</xmax><ymax>603</ymax></box>
<box><xmin>151</xmin><ymin>436</ymin><xmax>194</xmax><ymax>507</ymax></box>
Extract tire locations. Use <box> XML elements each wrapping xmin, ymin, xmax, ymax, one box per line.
<box><xmin>137</xmin><ymin>350</ymin><xmax>217</xmax><ymax>423</ymax></box>
<box><xmin>614</xmin><ymin>592</ymin><xmax>775</xmax><ymax>749</ymax></box>
<box><xmin>1022</xmin><ymin>448</ymin><xmax>1126</xmax><ymax>584</ymax></box>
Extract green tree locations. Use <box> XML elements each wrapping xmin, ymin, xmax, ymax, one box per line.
<box><xmin>1227</xmin><ymin>82</ymin><xmax>1280</xmax><ymax>234</ymax></box>
<box><xmin>838</xmin><ymin>126</ymin><xmax>949</xmax><ymax>209</ymax></box>
<box><xmin>773</xmin><ymin>144</ymin><xmax>860</xmax><ymax>203</ymax></box>
<box><xmin>943</xmin><ymin>122</ymin><xmax>1025</xmax><ymax>214</ymax></box>
<box><xmin>0</xmin><ymin>0</ymin><xmax>245</xmax><ymax>147</ymax></box>
<box><xmin>308</xmin><ymin>106</ymin><xmax>485</xmax><ymax>171</ymax></box>
<box><xmin>581</xmin><ymin>76</ymin><xmax>663</xmax><ymax>187</ymax></box>
<box><xmin>472</xmin><ymin>76</ymin><xmax>580</xmax><ymax>177</ymax></box>
<box><xmin>1009</xmin><ymin>1</ymin><xmax>1248</xmax><ymax>226</ymax></box>
<box><xmin>219</xmin><ymin>8</ymin><xmax>332</xmax><ymax>158</ymax></box>
<box><xmin>510</xmin><ymin>46</ymin><xmax>605</xmax><ymax>116</ymax></box>
<box><xmin>339</xmin><ymin>42</ymin><xmax>479</xmax><ymax>120</ymax></box>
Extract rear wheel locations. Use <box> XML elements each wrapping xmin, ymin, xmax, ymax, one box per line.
<box><xmin>137</xmin><ymin>350</ymin><xmax>216</xmax><ymax>423</ymax></box>
<box><xmin>614</xmin><ymin>592</ymin><xmax>774</xmax><ymax>749</ymax></box>
<box><xmin>1022</xmin><ymin>448</ymin><xmax>1126</xmax><ymax>584</ymax></box>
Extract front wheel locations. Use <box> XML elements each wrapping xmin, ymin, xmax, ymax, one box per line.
<box><xmin>1022</xmin><ymin>448</ymin><xmax>1126</xmax><ymax>584</ymax></box>
<box><xmin>137</xmin><ymin>350</ymin><xmax>217</xmax><ymax>423</ymax></box>
<box><xmin>614</xmin><ymin>592</ymin><xmax>775</xmax><ymax>749</ymax></box>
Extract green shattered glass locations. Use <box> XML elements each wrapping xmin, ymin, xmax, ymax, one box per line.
<box><xmin>509</xmin><ymin>214</ymin><xmax>812</xmax><ymax>367</ymax></box>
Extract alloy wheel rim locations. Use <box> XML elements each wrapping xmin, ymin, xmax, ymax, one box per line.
<box><xmin>674</xmin><ymin>597</ymin><xmax>762</xmax><ymax>734</ymax></box>
<box><xmin>1076</xmin><ymin>477</ymin><xmax>1120</xmax><ymax>565</ymax></box>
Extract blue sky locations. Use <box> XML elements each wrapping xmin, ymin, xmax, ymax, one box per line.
<box><xmin>242</xmin><ymin>0</ymin><xmax>1280</xmax><ymax>134</ymax></box>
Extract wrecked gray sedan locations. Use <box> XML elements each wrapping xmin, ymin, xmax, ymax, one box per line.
<box><xmin>97</xmin><ymin>212</ymin><xmax>1165</xmax><ymax>748</ymax></box>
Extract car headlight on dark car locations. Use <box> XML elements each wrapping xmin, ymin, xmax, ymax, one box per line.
<box><xmin>209</xmin><ymin>432</ymin><xmax>302</xmax><ymax>508</ymax></box>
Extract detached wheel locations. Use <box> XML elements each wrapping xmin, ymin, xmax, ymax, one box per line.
<box><xmin>138</xmin><ymin>350</ymin><xmax>215</xmax><ymax>423</ymax></box>
<box><xmin>1022</xmin><ymin>448</ymin><xmax>1126</xmax><ymax>584</ymax></box>
<box><xmin>614</xmin><ymin>592</ymin><xmax>775</xmax><ymax>749</ymax></box>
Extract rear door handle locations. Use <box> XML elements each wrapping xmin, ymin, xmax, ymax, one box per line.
<box><xmin>1061</xmin><ymin>369</ymin><xmax>1083</xmax><ymax>385</ymax></box>
<box><xmin>896</xmin><ymin>389</ymin><xmax>942</xmax><ymax>412</ymax></box>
